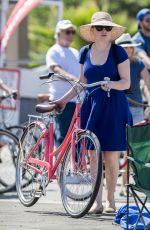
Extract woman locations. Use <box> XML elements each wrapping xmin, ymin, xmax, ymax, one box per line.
<box><xmin>52</xmin><ymin>12</ymin><xmax>132</xmax><ymax>213</ymax></box>
<box><xmin>116</xmin><ymin>33</ymin><xmax>150</xmax><ymax>124</ymax></box>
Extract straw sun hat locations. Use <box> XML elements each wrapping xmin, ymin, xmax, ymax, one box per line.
<box><xmin>79</xmin><ymin>12</ymin><xmax>126</xmax><ymax>42</ymax></box>
<box><xmin>115</xmin><ymin>33</ymin><xmax>141</xmax><ymax>48</ymax></box>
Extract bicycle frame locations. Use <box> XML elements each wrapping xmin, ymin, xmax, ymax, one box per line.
<box><xmin>23</xmin><ymin>101</ymin><xmax>83</xmax><ymax>181</ymax></box>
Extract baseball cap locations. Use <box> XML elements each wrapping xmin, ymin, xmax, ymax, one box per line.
<box><xmin>54</xmin><ymin>20</ymin><xmax>76</xmax><ymax>39</ymax></box>
<box><xmin>136</xmin><ymin>8</ymin><xmax>150</xmax><ymax>21</ymax></box>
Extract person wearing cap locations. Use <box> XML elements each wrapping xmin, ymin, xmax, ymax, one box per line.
<box><xmin>132</xmin><ymin>8</ymin><xmax>150</xmax><ymax>73</ymax></box>
<box><xmin>46</xmin><ymin>20</ymin><xmax>80</xmax><ymax>147</ymax></box>
<box><xmin>51</xmin><ymin>12</ymin><xmax>132</xmax><ymax>214</ymax></box>
<box><xmin>116</xmin><ymin>33</ymin><xmax>150</xmax><ymax>197</ymax></box>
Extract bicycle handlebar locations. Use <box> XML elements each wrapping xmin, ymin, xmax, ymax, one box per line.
<box><xmin>81</xmin><ymin>81</ymin><xmax>108</xmax><ymax>88</ymax></box>
<box><xmin>39</xmin><ymin>72</ymin><xmax>54</xmax><ymax>80</ymax></box>
<box><xmin>0</xmin><ymin>91</ymin><xmax>18</xmax><ymax>101</ymax></box>
<box><xmin>39</xmin><ymin>73</ymin><xmax>109</xmax><ymax>88</ymax></box>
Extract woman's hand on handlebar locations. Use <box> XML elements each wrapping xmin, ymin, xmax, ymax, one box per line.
<box><xmin>101</xmin><ymin>82</ymin><xmax>111</xmax><ymax>91</ymax></box>
<box><xmin>49</xmin><ymin>99</ymin><xmax>66</xmax><ymax>113</ymax></box>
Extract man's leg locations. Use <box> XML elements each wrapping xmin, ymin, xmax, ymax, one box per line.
<box><xmin>55</xmin><ymin>102</ymin><xmax>76</xmax><ymax>147</ymax></box>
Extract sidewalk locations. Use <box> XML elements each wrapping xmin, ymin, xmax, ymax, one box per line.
<box><xmin>0</xmin><ymin>180</ymin><xmax>129</xmax><ymax>230</ymax></box>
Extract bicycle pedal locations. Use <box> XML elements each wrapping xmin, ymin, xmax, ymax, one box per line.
<box><xmin>34</xmin><ymin>189</ymin><xmax>43</xmax><ymax>198</ymax></box>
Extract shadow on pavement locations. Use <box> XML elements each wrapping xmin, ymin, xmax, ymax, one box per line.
<box><xmin>84</xmin><ymin>213</ymin><xmax>115</xmax><ymax>222</ymax></box>
<box><xmin>26</xmin><ymin>210</ymin><xmax>69</xmax><ymax>217</ymax></box>
<box><xmin>0</xmin><ymin>192</ymin><xmax>18</xmax><ymax>200</ymax></box>
<box><xmin>25</xmin><ymin>209</ymin><xmax>115</xmax><ymax>222</ymax></box>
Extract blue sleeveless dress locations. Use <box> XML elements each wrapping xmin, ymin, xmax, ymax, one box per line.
<box><xmin>79</xmin><ymin>44</ymin><xmax>133</xmax><ymax>151</ymax></box>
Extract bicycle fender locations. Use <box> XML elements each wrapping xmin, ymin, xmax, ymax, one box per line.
<box><xmin>31</xmin><ymin>120</ymin><xmax>47</xmax><ymax>131</ymax></box>
<box><xmin>21</xmin><ymin>121</ymin><xmax>47</xmax><ymax>142</ymax></box>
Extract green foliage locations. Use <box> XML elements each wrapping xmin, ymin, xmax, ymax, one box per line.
<box><xmin>28</xmin><ymin>6</ymin><xmax>57</xmax><ymax>64</ymax></box>
<box><xmin>28</xmin><ymin>0</ymin><xmax>149</xmax><ymax>65</ymax></box>
<box><xmin>63</xmin><ymin>0</ymin><xmax>86</xmax><ymax>7</ymax></box>
<box><xmin>64</xmin><ymin>2</ymin><xmax>99</xmax><ymax>49</ymax></box>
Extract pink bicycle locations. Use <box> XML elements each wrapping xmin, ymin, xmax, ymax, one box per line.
<box><xmin>16</xmin><ymin>73</ymin><xmax>106</xmax><ymax>218</ymax></box>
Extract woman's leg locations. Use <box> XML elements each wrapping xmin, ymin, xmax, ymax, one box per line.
<box><xmin>89</xmin><ymin>151</ymin><xmax>103</xmax><ymax>213</ymax></box>
<box><xmin>120</xmin><ymin>152</ymin><xmax>127</xmax><ymax>196</ymax></box>
<box><xmin>103</xmin><ymin>151</ymin><xmax>119</xmax><ymax>210</ymax></box>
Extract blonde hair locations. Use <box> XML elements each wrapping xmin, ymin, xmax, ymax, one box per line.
<box><xmin>127</xmin><ymin>47</ymin><xmax>139</xmax><ymax>63</ymax></box>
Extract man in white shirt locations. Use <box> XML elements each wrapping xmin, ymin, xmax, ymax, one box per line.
<box><xmin>46</xmin><ymin>20</ymin><xmax>80</xmax><ymax>147</ymax></box>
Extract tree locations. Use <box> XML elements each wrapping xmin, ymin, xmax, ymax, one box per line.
<box><xmin>28</xmin><ymin>0</ymin><xmax>149</xmax><ymax>66</ymax></box>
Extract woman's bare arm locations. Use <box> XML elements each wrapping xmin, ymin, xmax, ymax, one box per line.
<box><xmin>141</xmin><ymin>67</ymin><xmax>150</xmax><ymax>104</ymax></box>
<box><xmin>138</xmin><ymin>51</ymin><xmax>150</xmax><ymax>71</ymax></box>
<box><xmin>141</xmin><ymin>67</ymin><xmax>150</xmax><ymax>91</ymax></box>
<box><xmin>110</xmin><ymin>59</ymin><xmax>131</xmax><ymax>90</ymax></box>
<box><xmin>79</xmin><ymin>64</ymin><xmax>87</xmax><ymax>83</ymax></box>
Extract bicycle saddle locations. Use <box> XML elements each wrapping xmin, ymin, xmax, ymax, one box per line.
<box><xmin>36</xmin><ymin>103</ymin><xmax>58</xmax><ymax>113</ymax></box>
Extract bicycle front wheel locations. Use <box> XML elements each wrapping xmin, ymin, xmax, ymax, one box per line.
<box><xmin>0</xmin><ymin>129</ymin><xmax>19</xmax><ymax>194</ymax></box>
<box><xmin>60</xmin><ymin>130</ymin><xmax>102</xmax><ymax>218</ymax></box>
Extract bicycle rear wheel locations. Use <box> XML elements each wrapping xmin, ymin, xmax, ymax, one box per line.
<box><xmin>16</xmin><ymin>123</ymin><xmax>46</xmax><ymax>207</ymax></box>
<box><xmin>7</xmin><ymin>125</ymin><xmax>24</xmax><ymax>139</ymax></box>
<box><xmin>0</xmin><ymin>129</ymin><xmax>19</xmax><ymax>194</ymax></box>
<box><xmin>60</xmin><ymin>130</ymin><xmax>102</xmax><ymax>218</ymax></box>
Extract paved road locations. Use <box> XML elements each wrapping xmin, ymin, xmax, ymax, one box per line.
<box><xmin>0</xmin><ymin>180</ymin><xmax>130</xmax><ymax>230</ymax></box>
<box><xmin>0</xmin><ymin>201</ymin><xmax>119</xmax><ymax>230</ymax></box>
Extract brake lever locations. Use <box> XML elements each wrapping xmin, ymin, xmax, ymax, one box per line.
<box><xmin>104</xmin><ymin>77</ymin><xmax>111</xmax><ymax>97</ymax></box>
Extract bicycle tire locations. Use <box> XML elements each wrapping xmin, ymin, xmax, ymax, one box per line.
<box><xmin>16</xmin><ymin>123</ymin><xmax>46</xmax><ymax>207</ymax></box>
<box><xmin>0</xmin><ymin>129</ymin><xmax>19</xmax><ymax>194</ymax></box>
<box><xmin>60</xmin><ymin>130</ymin><xmax>102</xmax><ymax>218</ymax></box>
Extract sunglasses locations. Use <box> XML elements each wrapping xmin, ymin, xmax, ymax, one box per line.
<box><xmin>143</xmin><ymin>18</ymin><xmax>150</xmax><ymax>23</ymax></box>
<box><xmin>92</xmin><ymin>26</ymin><xmax>113</xmax><ymax>32</ymax></box>
<box><xmin>64</xmin><ymin>30</ymin><xmax>76</xmax><ymax>35</ymax></box>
